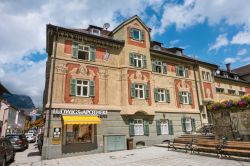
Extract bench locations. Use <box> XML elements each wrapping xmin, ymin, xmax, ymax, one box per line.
<box><xmin>221</xmin><ymin>141</ymin><xmax>250</xmax><ymax>157</ymax></box>
<box><xmin>168</xmin><ymin>138</ymin><xmax>193</xmax><ymax>152</ymax></box>
<box><xmin>191</xmin><ymin>139</ymin><xmax>223</xmax><ymax>157</ymax></box>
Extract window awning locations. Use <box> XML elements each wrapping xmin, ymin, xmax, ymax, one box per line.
<box><xmin>62</xmin><ymin>116</ymin><xmax>101</xmax><ymax>125</ymax></box>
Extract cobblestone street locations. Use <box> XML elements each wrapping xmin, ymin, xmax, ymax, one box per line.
<box><xmin>9</xmin><ymin>146</ymin><xmax>250</xmax><ymax>166</ymax></box>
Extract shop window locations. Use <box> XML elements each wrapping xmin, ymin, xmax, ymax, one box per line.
<box><xmin>216</xmin><ymin>87</ymin><xmax>224</xmax><ymax>93</ymax></box>
<box><xmin>156</xmin><ymin>119</ymin><xmax>174</xmax><ymax>135</ymax></box>
<box><xmin>176</xmin><ymin>65</ymin><xmax>188</xmax><ymax>77</ymax></box>
<box><xmin>181</xmin><ymin>117</ymin><xmax>196</xmax><ymax>133</ymax></box>
<box><xmin>130</xmin><ymin>83</ymin><xmax>149</xmax><ymax>99</ymax></box>
<box><xmin>72</xmin><ymin>42</ymin><xmax>96</xmax><ymax>61</ymax></box>
<box><xmin>65</xmin><ymin>124</ymin><xmax>93</xmax><ymax>144</ymax></box>
<box><xmin>152</xmin><ymin>59</ymin><xmax>167</xmax><ymax>74</ymax></box>
<box><xmin>70</xmin><ymin>79</ymin><xmax>95</xmax><ymax>97</ymax></box>
<box><xmin>129</xmin><ymin>53</ymin><xmax>147</xmax><ymax>68</ymax></box>
<box><xmin>130</xmin><ymin>28</ymin><xmax>144</xmax><ymax>41</ymax></box>
<box><xmin>128</xmin><ymin>119</ymin><xmax>149</xmax><ymax>136</ymax></box>
<box><xmin>178</xmin><ymin>91</ymin><xmax>192</xmax><ymax>105</ymax></box>
<box><xmin>154</xmin><ymin>88</ymin><xmax>170</xmax><ymax>103</ymax></box>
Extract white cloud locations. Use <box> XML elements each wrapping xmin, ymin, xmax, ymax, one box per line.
<box><xmin>231</xmin><ymin>31</ymin><xmax>250</xmax><ymax>45</ymax></box>
<box><xmin>208</xmin><ymin>34</ymin><xmax>229</xmax><ymax>51</ymax></box>
<box><xmin>237</xmin><ymin>48</ymin><xmax>247</xmax><ymax>56</ymax></box>
<box><xmin>224</xmin><ymin>57</ymin><xmax>239</xmax><ymax>64</ymax></box>
<box><xmin>169</xmin><ymin>39</ymin><xmax>180</xmax><ymax>46</ymax></box>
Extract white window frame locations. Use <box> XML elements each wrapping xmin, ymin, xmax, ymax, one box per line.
<box><xmin>206</xmin><ymin>72</ymin><xmax>211</xmax><ymax>81</ymax></box>
<box><xmin>132</xmin><ymin>28</ymin><xmax>141</xmax><ymax>41</ymax></box>
<box><xmin>185</xmin><ymin>118</ymin><xmax>192</xmax><ymax>132</ymax></box>
<box><xmin>181</xmin><ymin>92</ymin><xmax>189</xmax><ymax>105</ymax></box>
<box><xmin>133</xmin><ymin>54</ymin><xmax>143</xmax><ymax>68</ymax></box>
<box><xmin>155</xmin><ymin>61</ymin><xmax>163</xmax><ymax>73</ymax></box>
<box><xmin>135</xmin><ymin>84</ymin><xmax>145</xmax><ymax>99</ymax></box>
<box><xmin>239</xmin><ymin>91</ymin><xmax>245</xmax><ymax>96</ymax></box>
<box><xmin>76</xmin><ymin>80</ymin><xmax>89</xmax><ymax>97</ymax></box>
<box><xmin>160</xmin><ymin>120</ymin><xmax>169</xmax><ymax>135</ymax></box>
<box><xmin>157</xmin><ymin>89</ymin><xmax>166</xmax><ymax>102</ymax></box>
<box><xmin>91</xmin><ymin>28</ymin><xmax>100</xmax><ymax>36</ymax></box>
<box><xmin>134</xmin><ymin>119</ymin><xmax>144</xmax><ymax>136</ymax></box>
<box><xmin>78</xmin><ymin>45</ymin><xmax>90</xmax><ymax>60</ymax></box>
<box><xmin>228</xmin><ymin>89</ymin><xmax>236</xmax><ymax>95</ymax></box>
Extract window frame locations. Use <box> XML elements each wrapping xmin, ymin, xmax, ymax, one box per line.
<box><xmin>133</xmin><ymin>54</ymin><xmax>143</xmax><ymax>68</ymax></box>
<box><xmin>160</xmin><ymin>120</ymin><xmax>169</xmax><ymax>135</ymax></box>
<box><xmin>228</xmin><ymin>89</ymin><xmax>236</xmax><ymax>95</ymax></box>
<box><xmin>155</xmin><ymin>61</ymin><xmax>162</xmax><ymax>73</ymax></box>
<box><xmin>76</xmin><ymin>80</ymin><xmax>89</xmax><ymax>97</ymax></box>
<box><xmin>157</xmin><ymin>89</ymin><xmax>166</xmax><ymax>102</ymax></box>
<box><xmin>135</xmin><ymin>84</ymin><xmax>145</xmax><ymax>99</ymax></box>
<box><xmin>91</xmin><ymin>28</ymin><xmax>101</xmax><ymax>36</ymax></box>
<box><xmin>181</xmin><ymin>91</ymin><xmax>189</xmax><ymax>105</ymax></box>
<box><xmin>133</xmin><ymin>119</ymin><xmax>144</xmax><ymax>136</ymax></box>
<box><xmin>131</xmin><ymin>28</ymin><xmax>141</xmax><ymax>41</ymax></box>
<box><xmin>78</xmin><ymin>44</ymin><xmax>90</xmax><ymax>60</ymax></box>
<box><xmin>216</xmin><ymin>87</ymin><xmax>224</xmax><ymax>93</ymax></box>
<box><xmin>239</xmin><ymin>91</ymin><xmax>245</xmax><ymax>96</ymax></box>
<box><xmin>185</xmin><ymin>118</ymin><xmax>192</xmax><ymax>132</ymax></box>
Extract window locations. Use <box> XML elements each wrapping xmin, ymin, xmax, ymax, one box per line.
<box><xmin>91</xmin><ymin>28</ymin><xmax>100</xmax><ymax>36</ymax></box>
<box><xmin>135</xmin><ymin>84</ymin><xmax>144</xmax><ymax>99</ymax></box>
<box><xmin>234</xmin><ymin>75</ymin><xmax>239</xmax><ymax>80</ymax></box>
<box><xmin>129</xmin><ymin>119</ymin><xmax>149</xmax><ymax>136</ymax></box>
<box><xmin>130</xmin><ymin>28</ymin><xmax>144</xmax><ymax>41</ymax></box>
<box><xmin>152</xmin><ymin>59</ymin><xmax>167</xmax><ymax>74</ymax></box>
<box><xmin>129</xmin><ymin>53</ymin><xmax>147</xmax><ymax>68</ymax></box>
<box><xmin>72</xmin><ymin>42</ymin><xmax>96</xmax><ymax>61</ymax></box>
<box><xmin>66</xmin><ymin>124</ymin><xmax>93</xmax><ymax>144</ymax></box>
<box><xmin>181</xmin><ymin>117</ymin><xmax>196</xmax><ymax>133</ymax></box>
<box><xmin>156</xmin><ymin>119</ymin><xmax>174</xmax><ymax>135</ymax></box>
<box><xmin>131</xmin><ymin>83</ymin><xmax>149</xmax><ymax>99</ymax></box>
<box><xmin>176</xmin><ymin>66</ymin><xmax>188</xmax><ymax>77</ymax></box>
<box><xmin>239</xmin><ymin>91</ymin><xmax>245</xmax><ymax>96</ymax></box>
<box><xmin>228</xmin><ymin>89</ymin><xmax>236</xmax><ymax>95</ymax></box>
<box><xmin>179</xmin><ymin>91</ymin><xmax>192</xmax><ymax>105</ymax></box>
<box><xmin>216</xmin><ymin>87</ymin><xmax>224</xmax><ymax>93</ymax></box>
<box><xmin>202</xmin><ymin>71</ymin><xmax>211</xmax><ymax>82</ymax></box>
<box><xmin>70</xmin><ymin>79</ymin><xmax>95</xmax><ymax>97</ymax></box>
<box><xmin>160</xmin><ymin>120</ymin><xmax>169</xmax><ymax>135</ymax></box>
<box><xmin>154</xmin><ymin>88</ymin><xmax>170</xmax><ymax>103</ymax></box>
<box><xmin>206</xmin><ymin>72</ymin><xmax>211</xmax><ymax>81</ymax></box>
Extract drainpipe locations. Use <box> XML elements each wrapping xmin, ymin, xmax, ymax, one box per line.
<box><xmin>47</xmin><ymin>27</ymin><xmax>59</xmax><ymax>138</ymax></box>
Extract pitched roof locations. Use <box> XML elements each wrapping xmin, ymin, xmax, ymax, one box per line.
<box><xmin>232</xmin><ymin>64</ymin><xmax>250</xmax><ymax>76</ymax></box>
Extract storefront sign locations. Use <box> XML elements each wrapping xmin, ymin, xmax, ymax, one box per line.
<box><xmin>52</xmin><ymin>127</ymin><xmax>61</xmax><ymax>145</ymax></box>
<box><xmin>52</xmin><ymin>109</ymin><xmax>108</xmax><ymax>118</ymax></box>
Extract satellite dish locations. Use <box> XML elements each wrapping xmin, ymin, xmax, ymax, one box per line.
<box><xmin>103</xmin><ymin>23</ymin><xmax>110</xmax><ymax>30</ymax></box>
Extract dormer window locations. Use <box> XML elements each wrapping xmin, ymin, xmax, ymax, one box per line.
<box><xmin>91</xmin><ymin>28</ymin><xmax>100</xmax><ymax>36</ymax></box>
<box><xmin>130</xmin><ymin>28</ymin><xmax>145</xmax><ymax>41</ymax></box>
<box><xmin>153</xmin><ymin>45</ymin><xmax>161</xmax><ymax>51</ymax></box>
<box><xmin>176</xmin><ymin>50</ymin><xmax>182</xmax><ymax>56</ymax></box>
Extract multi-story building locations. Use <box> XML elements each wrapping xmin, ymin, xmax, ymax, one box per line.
<box><xmin>43</xmin><ymin>15</ymin><xmax>250</xmax><ymax>159</ymax></box>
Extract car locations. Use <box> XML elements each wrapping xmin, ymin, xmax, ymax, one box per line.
<box><xmin>25</xmin><ymin>133</ymin><xmax>36</xmax><ymax>143</ymax></box>
<box><xmin>5</xmin><ymin>134</ymin><xmax>29</xmax><ymax>151</ymax></box>
<box><xmin>0</xmin><ymin>137</ymin><xmax>15</xmax><ymax>166</ymax></box>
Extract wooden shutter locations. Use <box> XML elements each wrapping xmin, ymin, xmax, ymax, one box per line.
<box><xmin>154</xmin><ymin>88</ymin><xmax>159</xmax><ymax>102</ymax></box>
<box><xmin>185</xmin><ymin>67</ymin><xmax>189</xmax><ymax>78</ymax></box>
<box><xmin>129</xmin><ymin>53</ymin><xmax>134</xmax><ymax>66</ymax></box>
<box><xmin>90</xmin><ymin>46</ymin><xmax>96</xmax><ymax>61</ymax></box>
<box><xmin>175</xmin><ymin>65</ymin><xmax>179</xmax><ymax>76</ymax></box>
<box><xmin>143</xmin><ymin>119</ymin><xmax>149</xmax><ymax>136</ymax></box>
<box><xmin>181</xmin><ymin>117</ymin><xmax>186</xmax><ymax>132</ymax></box>
<box><xmin>191</xmin><ymin>118</ymin><xmax>196</xmax><ymax>132</ymax></box>
<box><xmin>178</xmin><ymin>92</ymin><xmax>183</xmax><ymax>104</ymax></box>
<box><xmin>130</xmin><ymin>28</ymin><xmax>134</xmax><ymax>39</ymax></box>
<box><xmin>143</xmin><ymin>55</ymin><xmax>147</xmax><ymax>69</ymax></box>
<box><xmin>89</xmin><ymin>80</ymin><xmax>95</xmax><ymax>97</ymax></box>
<box><xmin>156</xmin><ymin>120</ymin><xmax>161</xmax><ymax>135</ymax></box>
<box><xmin>141</xmin><ymin>30</ymin><xmax>145</xmax><ymax>41</ymax></box>
<box><xmin>163</xmin><ymin>63</ymin><xmax>167</xmax><ymax>74</ymax></box>
<box><xmin>130</xmin><ymin>83</ymin><xmax>135</xmax><ymax>98</ymax></box>
<box><xmin>72</xmin><ymin>42</ymin><xmax>78</xmax><ymax>58</ymax></box>
<box><xmin>168</xmin><ymin>120</ymin><xmax>174</xmax><ymax>135</ymax></box>
<box><xmin>70</xmin><ymin>78</ymin><xmax>76</xmax><ymax>96</ymax></box>
<box><xmin>165</xmin><ymin>89</ymin><xmax>170</xmax><ymax>103</ymax></box>
<box><xmin>145</xmin><ymin>84</ymin><xmax>149</xmax><ymax>99</ymax></box>
<box><xmin>188</xmin><ymin>92</ymin><xmax>192</xmax><ymax>105</ymax></box>
<box><xmin>128</xmin><ymin>119</ymin><xmax>135</xmax><ymax>137</ymax></box>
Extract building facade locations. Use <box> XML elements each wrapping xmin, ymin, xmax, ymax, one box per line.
<box><xmin>43</xmin><ymin>15</ymin><xmax>250</xmax><ymax>159</ymax></box>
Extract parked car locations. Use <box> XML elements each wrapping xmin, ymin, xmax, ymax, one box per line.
<box><xmin>0</xmin><ymin>137</ymin><xmax>15</xmax><ymax>166</ymax></box>
<box><xmin>25</xmin><ymin>133</ymin><xmax>36</xmax><ymax>143</ymax></box>
<box><xmin>5</xmin><ymin>134</ymin><xmax>29</xmax><ymax>151</ymax></box>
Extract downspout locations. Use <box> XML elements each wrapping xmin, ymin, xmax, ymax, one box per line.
<box><xmin>47</xmin><ymin>27</ymin><xmax>58</xmax><ymax>138</ymax></box>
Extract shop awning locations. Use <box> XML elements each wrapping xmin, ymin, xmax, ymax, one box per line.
<box><xmin>62</xmin><ymin>116</ymin><xmax>101</xmax><ymax>125</ymax></box>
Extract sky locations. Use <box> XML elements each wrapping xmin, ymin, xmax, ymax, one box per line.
<box><xmin>0</xmin><ymin>0</ymin><xmax>250</xmax><ymax>107</ymax></box>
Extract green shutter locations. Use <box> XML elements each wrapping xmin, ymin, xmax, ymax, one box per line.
<box><xmin>168</xmin><ymin>120</ymin><xmax>174</xmax><ymax>135</ymax></box>
<box><xmin>70</xmin><ymin>79</ymin><xmax>76</xmax><ymax>96</ymax></box>
<box><xmin>188</xmin><ymin>92</ymin><xmax>192</xmax><ymax>105</ymax></box>
<box><xmin>145</xmin><ymin>84</ymin><xmax>149</xmax><ymax>99</ymax></box>
<box><xmin>185</xmin><ymin>67</ymin><xmax>189</xmax><ymax>78</ymax></box>
<box><xmin>130</xmin><ymin>28</ymin><xmax>134</xmax><ymax>39</ymax></box>
<box><xmin>152</xmin><ymin>59</ymin><xmax>156</xmax><ymax>72</ymax></box>
<box><xmin>143</xmin><ymin>119</ymin><xmax>149</xmax><ymax>136</ymax></box>
<box><xmin>178</xmin><ymin>92</ymin><xmax>183</xmax><ymax>104</ymax></box>
<box><xmin>165</xmin><ymin>89</ymin><xmax>170</xmax><ymax>103</ymax></box>
<box><xmin>143</xmin><ymin>55</ymin><xmax>147</xmax><ymax>69</ymax></box>
<box><xmin>128</xmin><ymin>119</ymin><xmax>135</xmax><ymax>137</ymax></box>
<box><xmin>154</xmin><ymin>88</ymin><xmax>159</xmax><ymax>102</ymax></box>
<box><xmin>163</xmin><ymin>63</ymin><xmax>167</xmax><ymax>74</ymax></box>
<box><xmin>129</xmin><ymin>53</ymin><xmax>134</xmax><ymax>66</ymax></box>
<box><xmin>156</xmin><ymin>120</ymin><xmax>161</xmax><ymax>135</ymax></box>
<box><xmin>191</xmin><ymin>118</ymin><xmax>196</xmax><ymax>132</ymax></box>
<box><xmin>181</xmin><ymin>117</ymin><xmax>186</xmax><ymax>132</ymax></box>
<box><xmin>141</xmin><ymin>30</ymin><xmax>145</xmax><ymax>41</ymax></box>
<box><xmin>176</xmin><ymin>65</ymin><xmax>179</xmax><ymax>76</ymax></box>
<box><xmin>72</xmin><ymin>42</ymin><xmax>78</xmax><ymax>58</ymax></box>
<box><xmin>89</xmin><ymin>80</ymin><xmax>95</xmax><ymax>97</ymax></box>
<box><xmin>131</xmin><ymin>83</ymin><xmax>135</xmax><ymax>98</ymax></box>
<box><xmin>90</xmin><ymin>46</ymin><xmax>96</xmax><ymax>61</ymax></box>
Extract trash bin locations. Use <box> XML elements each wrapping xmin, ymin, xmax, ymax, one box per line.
<box><xmin>127</xmin><ymin>138</ymin><xmax>133</xmax><ymax>150</ymax></box>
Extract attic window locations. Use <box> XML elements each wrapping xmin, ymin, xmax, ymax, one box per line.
<box><xmin>91</xmin><ymin>28</ymin><xmax>100</xmax><ymax>36</ymax></box>
<box><xmin>130</xmin><ymin>28</ymin><xmax>144</xmax><ymax>41</ymax></box>
<box><xmin>176</xmin><ymin>50</ymin><xmax>182</xmax><ymax>56</ymax></box>
<box><xmin>153</xmin><ymin>45</ymin><xmax>161</xmax><ymax>51</ymax></box>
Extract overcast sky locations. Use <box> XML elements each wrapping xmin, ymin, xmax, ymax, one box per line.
<box><xmin>0</xmin><ymin>0</ymin><xmax>250</xmax><ymax>107</ymax></box>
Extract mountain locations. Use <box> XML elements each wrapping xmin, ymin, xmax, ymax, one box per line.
<box><xmin>1</xmin><ymin>93</ymin><xmax>35</xmax><ymax>109</ymax></box>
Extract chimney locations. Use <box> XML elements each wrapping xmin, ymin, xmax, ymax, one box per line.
<box><xmin>226</xmin><ymin>63</ymin><xmax>231</xmax><ymax>73</ymax></box>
